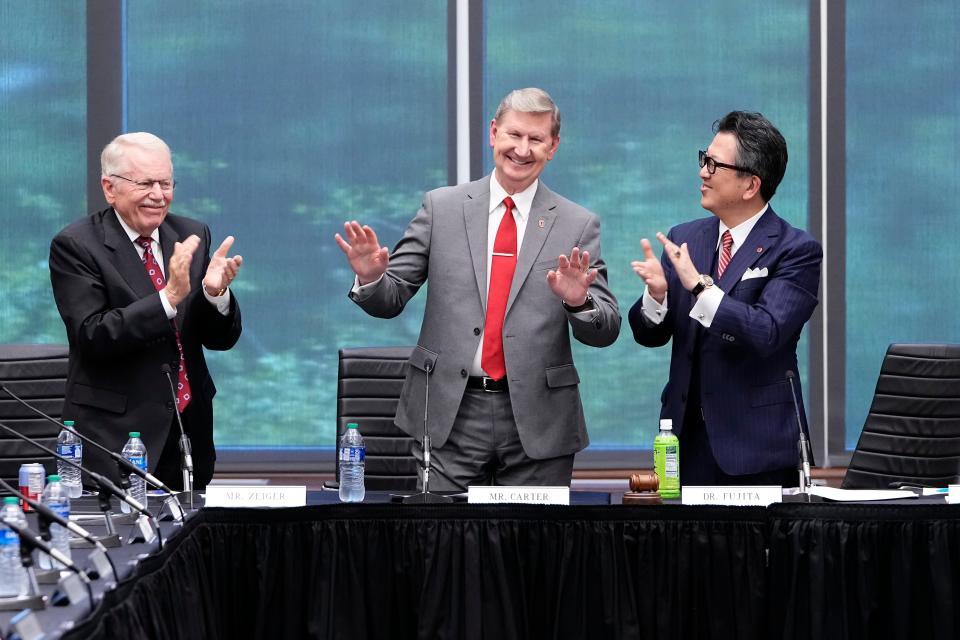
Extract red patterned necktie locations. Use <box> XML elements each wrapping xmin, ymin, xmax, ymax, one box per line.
<box><xmin>136</xmin><ymin>236</ymin><xmax>192</xmax><ymax>412</ymax></box>
<box><xmin>717</xmin><ymin>230</ymin><xmax>734</xmax><ymax>279</ymax></box>
<box><xmin>481</xmin><ymin>197</ymin><xmax>517</xmax><ymax>381</ymax></box>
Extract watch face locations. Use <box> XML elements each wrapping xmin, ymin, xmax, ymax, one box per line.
<box><xmin>700</xmin><ymin>275</ymin><xmax>714</xmax><ymax>287</ymax></box>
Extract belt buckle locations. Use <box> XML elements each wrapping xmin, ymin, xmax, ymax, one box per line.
<box><xmin>482</xmin><ymin>377</ymin><xmax>495</xmax><ymax>392</ymax></box>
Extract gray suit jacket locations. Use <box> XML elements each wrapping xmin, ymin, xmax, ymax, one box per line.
<box><xmin>350</xmin><ymin>176</ymin><xmax>620</xmax><ymax>459</ymax></box>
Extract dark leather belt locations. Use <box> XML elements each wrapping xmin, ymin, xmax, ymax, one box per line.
<box><xmin>466</xmin><ymin>376</ymin><xmax>509</xmax><ymax>392</ymax></box>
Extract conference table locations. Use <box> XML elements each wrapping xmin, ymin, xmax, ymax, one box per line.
<box><xmin>3</xmin><ymin>491</ymin><xmax>960</xmax><ymax>640</ymax></box>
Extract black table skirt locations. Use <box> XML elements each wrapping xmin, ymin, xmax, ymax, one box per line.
<box><xmin>56</xmin><ymin>499</ymin><xmax>960</xmax><ymax>640</ymax></box>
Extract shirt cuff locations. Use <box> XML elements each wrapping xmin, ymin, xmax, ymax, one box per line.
<box><xmin>203</xmin><ymin>287</ymin><xmax>232</xmax><ymax>315</ymax></box>
<box><xmin>159</xmin><ymin>289</ymin><xmax>177</xmax><ymax>320</ymax></box>
<box><xmin>351</xmin><ymin>274</ymin><xmax>384</xmax><ymax>300</ymax></box>
<box><xmin>641</xmin><ymin>288</ymin><xmax>668</xmax><ymax>325</ymax></box>
<box><xmin>688</xmin><ymin>286</ymin><xmax>724</xmax><ymax>328</ymax></box>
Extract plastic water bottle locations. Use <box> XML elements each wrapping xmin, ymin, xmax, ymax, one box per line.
<box><xmin>653</xmin><ymin>418</ymin><xmax>680</xmax><ymax>499</ymax></box>
<box><xmin>120</xmin><ymin>432</ymin><xmax>148</xmax><ymax>514</ymax></box>
<box><xmin>0</xmin><ymin>496</ymin><xmax>29</xmax><ymax>597</ymax></box>
<box><xmin>57</xmin><ymin>420</ymin><xmax>83</xmax><ymax>498</ymax></box>
<box><xmin>338</xmin><ymin>423</ymin><xmax>365</xmax><ymax>503</ymax></box>
<box><xmin>39</xmin><ymin>475</ymin><xmax>72</xmax><ymax>571</ymax></box>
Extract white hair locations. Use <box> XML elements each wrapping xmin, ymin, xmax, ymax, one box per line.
<box><xmin>100</xmin><ymin>132</ymin><xmax>172</xmax><ymax>177</ymax></box>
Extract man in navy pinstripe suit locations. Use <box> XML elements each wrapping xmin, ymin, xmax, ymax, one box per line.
<box><xmin>629</xmin><ymin>111</ymin><xmax>822</xmax><ymax>486</ymax></box>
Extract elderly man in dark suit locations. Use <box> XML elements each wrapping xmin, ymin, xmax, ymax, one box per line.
<box><xmin>630</xmin><ymin>111</ymin><xmax>822</xmax><ymax>486</ymax></box>
<box><xmin>336</xmin><ymin>88</ymin><xmax>621</xmax><ymax>489</ymax></box>
<box><xmin>49</xmin><ymin>132</ymin><xmax>243</xmax><ymax>490</ymax></box>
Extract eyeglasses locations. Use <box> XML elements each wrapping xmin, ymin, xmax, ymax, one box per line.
<box><xmin>110</xmin><ymin>174</ymin><xmax>176</xmax><ymax>193</ymax></box>
<box><xmin>699</xmin><ymin>150</ymin><xmax>754</xmax><ymax>176</ymax></box>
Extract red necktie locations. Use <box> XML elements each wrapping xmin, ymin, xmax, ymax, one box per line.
<box><xmin>481</xmin><ymin>197</ymin><xmax>517</xmax><ymax>381</ymax></box>
<box><xmin>717</xmin><ymin>230</ymin><xmax>734</xmax><ymax>279</ymax></box>
<box><xmin>136</xmin><ymin>236</ymin><xmax>192</xmax><ymax>412</ymax></box>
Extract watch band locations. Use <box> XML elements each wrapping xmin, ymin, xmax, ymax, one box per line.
<box><xmin>690</xmin><ymin>274</ymin><xmax>713</xmax><ymax>297</ymax></box>
<box><xmin>562</xmin><ymin>293</ymin><xmax>594</xmax><ymax>313</ymax></box>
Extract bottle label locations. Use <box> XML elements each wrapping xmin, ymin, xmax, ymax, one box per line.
<box><xmin>58</xmin><ymin>444</ymin><xmax>77</xmax><ymax>458</ymax></box>
<box><xmin>0</xmin><ymin>528</ymin><xmax>17</xmax><ymax>546</ymax></box>
<box><xmin>128</xmin><ymin>454</ymin><xmax>147</xmax><ymax>471</ymax></box>
<box><xmin>339</xmin><ymin>447</ymin><xmax>365</xmax><ymax>463</ymax></box>
<box><xmin>664</xmin><ymin>446</ymin><xmax>679</xmax><ymax>476</ymax></box>
<box><xmin>50</xmin><ymin>503</ymin><xmax>70</xmax><ymax>519</ymax></box>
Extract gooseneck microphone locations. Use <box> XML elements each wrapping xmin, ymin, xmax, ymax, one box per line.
<box><xmin>786</xmin><ymin>370</ymin><xmax>812</xmax><ymax>496</ymax></box>
<box><xmin>0</xmin><ymin>516</ymin><xmax>92</xmax><ymax>584</ymax></box>
<box><xmin>0</xmin><ymin>383</ymin><xmax>179</xmax><ymax>499</ymax></box>
<box><xmin>0</xmin><ymin>478</ymin><xmax>116</xmax><ymax>580</ymax></box>
<box><xmin>0</xmin><ymin>514</ymin><xmax>95</xmax><ymax>608</ymax></box>
<box><xmin>0</xmin><ymin>420</ymin><xmax>161</xmax><ymax>548</ymax></box>
<box><xmin>160</xmin><ymin>364</ymin><xmax>194</xmax><ymax>508</ymax></box>
<box><xmin>403</xmin><ymin>359</ymin><xmax>454</xmax><ymax>504</ymax></box>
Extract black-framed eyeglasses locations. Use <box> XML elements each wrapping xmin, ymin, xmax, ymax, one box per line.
<box><xmin>110</xmin><ymin>174</ymin><xmax>176</xmax><ymax>192</ymax></box>
<box><xmin>698</xmin><ymin>150</ymin><xmax>754</xmax><ymax>176</ymax></box>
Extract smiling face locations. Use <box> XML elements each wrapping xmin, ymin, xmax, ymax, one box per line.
<box><xmin>699</xmin><ymin>131</ymin><xmax>757</xmax><ymax>216</ymax></box>
<box><xmin>101</xmin><ymin>144</ymin><xmax>174</xmax><ymax>236</ymax></box>
<box><xmin>489</xmin><ymin>109</ymin><xmax>559</xmax><ymax>194</ymax></box>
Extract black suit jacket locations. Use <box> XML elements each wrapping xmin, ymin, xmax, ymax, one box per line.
<box><xmin>49</xmin><ymin>208</ymin><xmax>242</xmax><ymax>487</ymax></box>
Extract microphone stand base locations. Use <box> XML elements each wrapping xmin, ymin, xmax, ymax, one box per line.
<box><xmin>70</xmin><ymin>533</ymin><xmax>121</xmax><ymax>548</ymax></box>
<box><xmin>0</xmin><ymin>593</ymin><xmax>45</xmax><ymax>611</ymax></box>
<box><xmin>401</xmin><ymin>491</ymin><xmax>455</xmax><ymax>504</ymax></box>
<box><xmin>36</xmin><ymin>568</ymin><xmax>63</xmax><ymax>584</ymax></box>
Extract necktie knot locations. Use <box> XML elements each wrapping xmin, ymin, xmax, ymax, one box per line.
<box><xmin>503</xmin><ymin>196</ymin><xmax>515</xmax><ymax>213</ymax></box>
<box><xmin>721</xmin><ymin>230</ymin><xmax>733</xmax><ymax>250</ymax></box>
<box><xmin>136</xmin><ymin>236</ymin><xmax>153</xmax><ymax>250</ymax></box>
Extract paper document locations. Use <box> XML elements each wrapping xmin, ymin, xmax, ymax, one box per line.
<box><xmin>807</xmin><ymin>486</ymin><xmax>919</xmax><ymax>502</ymax></box>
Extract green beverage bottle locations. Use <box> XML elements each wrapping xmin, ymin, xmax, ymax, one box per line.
<box><xmin>653</xmin><ymin>418</ymin><xmax>680</xmax><ymax>498</ymax></box>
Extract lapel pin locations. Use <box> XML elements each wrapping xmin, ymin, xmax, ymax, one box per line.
<box><xmin>538</xmin><ymin>218</ymin><xmax>545</xmax><ymax>228</ymax></box>
<box><xmin>756</xmin><ymin>246</ymin><xmax>763</xmax><ymax>253</ymax></box>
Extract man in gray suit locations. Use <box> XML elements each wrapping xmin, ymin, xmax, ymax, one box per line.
<box><xmin>335</xmin><ymin>88</ymin><xmax>620</xmax><ymax>489</ymax></box>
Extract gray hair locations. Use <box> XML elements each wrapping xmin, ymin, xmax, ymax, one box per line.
<box><xmin>494</xmin><ymin>88</ymin><xmax>561</xmax><ymax>138</ymax></box>
<box><xmin>100</xmin><ymin>132</ymin><xmax>172</xmax><ymax>177</ymax></box>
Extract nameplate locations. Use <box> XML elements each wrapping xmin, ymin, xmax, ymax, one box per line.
<box><xmin>947</xmin><ymin>485</ymin><xmax>960</xmax><ymax>504</ymax></box>
<box><xmin>468</xmin><ymin>486</ymin><xmax>569</xmax><ymax>505</ymax></box>
<box><xmin>204</xmin><ymin>485</ymin><xmax>307</xmax><ymax>508</ymax></box>
<box><xmin>681</xmin><ymin>485</ymin><xmax>782</xmax><ymax>506</ymax></box>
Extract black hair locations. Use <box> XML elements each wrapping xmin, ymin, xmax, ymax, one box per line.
<box><xmin>713</xmin><ymin>111</ymin><xmax>788</xmax><ymax>202</ymax></box>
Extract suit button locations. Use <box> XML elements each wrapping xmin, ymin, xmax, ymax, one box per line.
<box><xmin>594</xmin><ymin>321</ymin><xmax>601</xmax><ymax>328</ymax></box>
<box><xmin>473</xmin><ymin>327</ymin><xmax>481</xmax><ymax>336</ymax></box>
<box><xmin>166</xmin><ymin>401</ymin><xmax>174</xmax><ymax>410</ymax></box>
<box><xmin>460</xmin><ymin>369</ymin><xmax>467</xmax><ymax>377</ymax></box>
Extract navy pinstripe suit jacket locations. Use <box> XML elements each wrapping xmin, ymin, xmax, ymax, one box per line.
<box><xmin>629</xmin><ymin>207</ymin><xmax>822</xmax><ymax>475</ymax></box>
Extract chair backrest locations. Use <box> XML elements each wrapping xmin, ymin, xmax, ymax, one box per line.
<box><xmin>842</xmin><ymin>343</ymin><xmax>960</xmax><ymax>489</ymax></box>
<box><xmin>336</xmin><ymin>346</ymin><xmax>417</xmax><ymax>490</ymax></box>
<box><xmin>0</xmin><ymin>345</ymin><xmax>70</xmax><ymax>489</ymax></box>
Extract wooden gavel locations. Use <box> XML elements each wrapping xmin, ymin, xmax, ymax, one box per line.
<box><xmin>622</xmin><ymin>471</ymin><xmax>662</xmax><ymax>504</ymax></box>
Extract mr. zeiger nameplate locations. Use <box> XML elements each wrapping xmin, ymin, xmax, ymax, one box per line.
<box><xmin>468</xmin><ymin>486</ymin><xmax>570</xmax><ymax>505</ymax></box>
<box><xmin>681</xmin><ymin>485</ymin><xmax>782</xmax><ymax>506</ymax></box>
<box><xmin>204</xmin><ymin>485</ymin><xmax>307</xmax><ymax>507</ymax></box>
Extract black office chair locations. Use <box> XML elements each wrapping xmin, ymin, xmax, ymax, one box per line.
<box><xmin>333</xmin><ymin>346</ymin><xmax>418</xmax><ymax>491</ymax></box>
<box><xmin>0</xmin><ymin>344</ymin><xmax>70</xmax><ymax>488</ymax></box>
<box><xmin>842</xmin><ymin>343</ymin><xmax>960</xmax><ymax>489</ymax></box>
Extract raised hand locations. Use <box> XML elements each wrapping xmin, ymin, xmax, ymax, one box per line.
<box><xmin>165</xmin><ymin>235</ymin><xmax>201</xmax><ymax>307</ymax></box>
<box><xmin>655</xmin><ymin>231</ymin><xmax>700</xmax><ymax>292</ymax></box>
<box><xmin>203</xmin><ymin>235</ymin><xmax>243</xmax><ymax>297</ymax></box>
<box><xmin>335</xmin><ymin>221</ymin><xmax>389</xmax><ymax>285</ymax></box>
<box><xmin>547</xmin><ymin>247</ymin><xmax>597</xmax><ymax>307</ymax></box>
<box><xmin>631</xmin><ymin>238</ymin><xmax>667</xmax><ymax>303</ymax></box>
